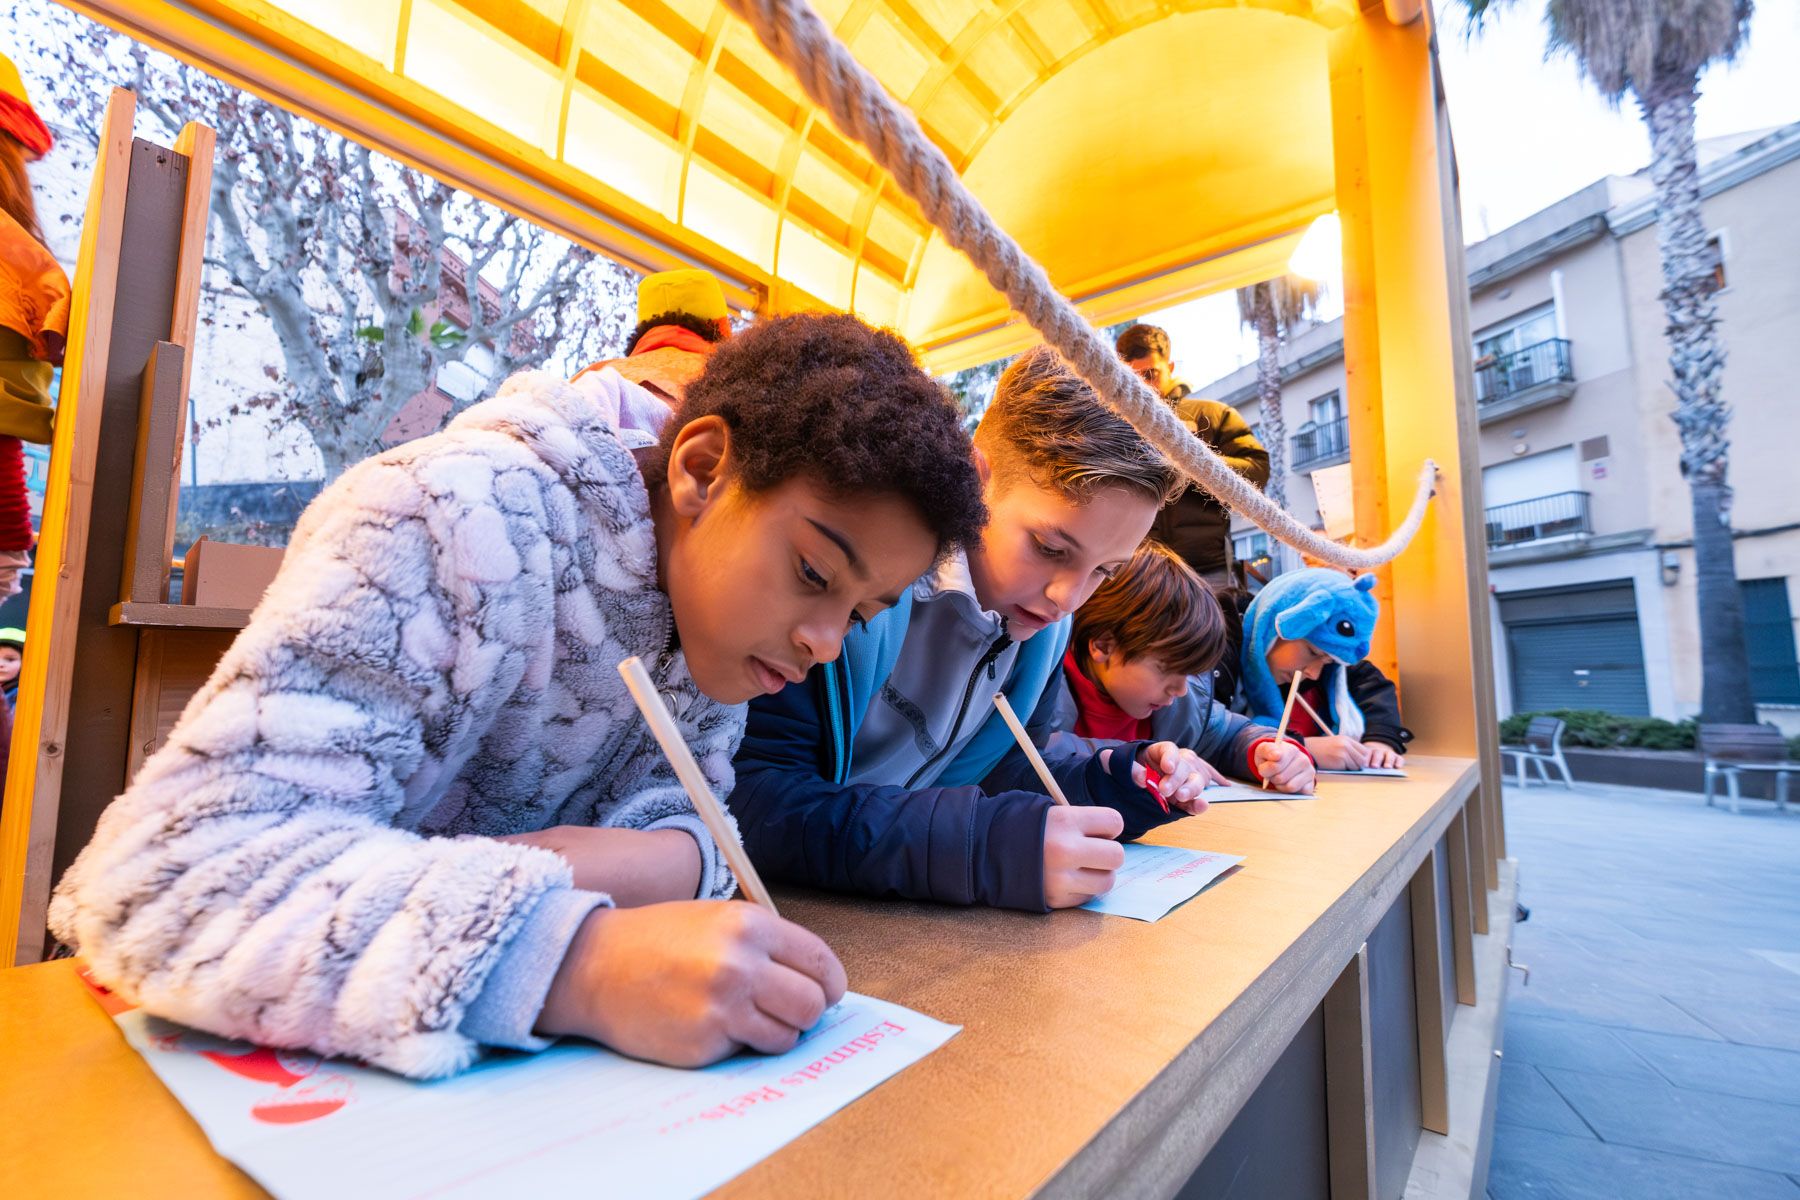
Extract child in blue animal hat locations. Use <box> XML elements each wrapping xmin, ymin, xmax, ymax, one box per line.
<box><xmin>1235</xmin><ymin>567</ymin><xmax>1411</xmax><ymax>770</ymax></box>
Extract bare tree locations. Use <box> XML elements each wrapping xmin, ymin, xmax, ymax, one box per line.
<box><xmin>12</xmin><ymin>0</ymin><xmax>637</xmax><ymax>482</ymax></box>
<box><xmin>1460</xmin><ymin>0</ymin><xmax>1756</xmax><ymax>723</ymax></box>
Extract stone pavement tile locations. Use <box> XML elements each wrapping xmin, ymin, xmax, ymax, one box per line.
<box><xmin>1508</xmin><ymin>980</ymin><xmax>1723</xmax><ymax>1040</ymax></box>
<box><xmin>1497</xmin><ymin>1062</ymin><xmax>1593</xmax><ymax>1137</ymax></box>
<box><xmin>1541</xmin><ymin>1066</ymin><xmax>1800</xmax><ymax>1175</ymax></box>
<box><xmin>1665</xmin><ymin>995</ymin><xmax>1800</xmax><ymax>1053</ymax></box>
<box><xmin>1615</xmin><ymin>1029</ymin><xmax>1800</xmax><ymax>1105</ymax></box>
<box><xmin>1487</xmin><ymin>1126</ymin><xmax>1800</xmax><ymax>1200</ymax></box>
<box><xmin>1502</xmin><ymin>1013</ymin><xmax>1657</xmax><ymax>1079</ymax></box>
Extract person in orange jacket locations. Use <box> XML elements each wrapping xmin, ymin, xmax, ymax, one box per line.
<box><xmin>573</xmin><ymin>268</ymin><xmax>732</xmax><ymax>409</ymax></box>
<box><xmin>0</xmin><ymin>52</ymin><xmax>66</xmax><ymax>601</ymax></box>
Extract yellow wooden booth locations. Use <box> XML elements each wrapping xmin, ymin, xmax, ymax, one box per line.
<box><xmin>1</xmin><ymin>1</ymin><xmax>1511</xmax><ymax>1196</ymax></box>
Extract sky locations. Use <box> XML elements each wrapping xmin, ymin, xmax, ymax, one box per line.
<box><xmin>1148</xmin><ymin>0</ymin><xmax>1800</xmax><ymax>391</ymax></box>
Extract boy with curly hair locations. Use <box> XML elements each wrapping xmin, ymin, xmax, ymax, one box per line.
<box><xmin>731</xmin><ymin>347</ymin><xmax>1233</xmax><ymax>911</ymax></box>
<box><xmin>52</xmin><ymin>314</ymin><xmax>986</xmax><ymax>1079</ymax></box>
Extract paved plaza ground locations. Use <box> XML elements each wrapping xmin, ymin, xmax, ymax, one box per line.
<box><xmin>1489</xmin><ymin>779</ymin><xmax>1800</xmax><ymax>1198</ymax></box>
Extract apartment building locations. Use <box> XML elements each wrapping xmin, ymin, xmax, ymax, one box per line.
<box><xmin>1193</xmin><ymin>121</ymin><xmax>1800</xmax><ymax>730</ymax></box>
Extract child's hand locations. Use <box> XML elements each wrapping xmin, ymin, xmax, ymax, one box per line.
<box><xmin>536</xmin><ymin>901</ymin><xmax>847</xmax><ymax>1066</ymax></box>
<box><xmin>1042</xmin><ymin>805</ymin><xmax>1125</xmax><ymax>908</ymax></box>
<box><xmin>1136</xmin><ymin>742</ymin><xmax>1221</xmax><ymax>814</ymax></box>
<box><xmin>1256</xmin><ymin>740</ymin><xmax>1316</xmax><ymax>793</ymax></box>
<box><xmin>1304</xmin><ymin>734</ymin><xmax>1371</xmax><ymax>771</ymax></box>
<box><xmin>1363</xmin><ymin>743</ymin><xmax>1405</xmax><ymax>769</ymax></box>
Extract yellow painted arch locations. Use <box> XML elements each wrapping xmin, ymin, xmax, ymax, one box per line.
<box><xmin>68</xmin><ymin>0</ymin><xmax>1360</xmax><ymax>367</ymax></box>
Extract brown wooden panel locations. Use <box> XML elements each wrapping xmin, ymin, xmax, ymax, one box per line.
<box><xmin>1323</xmin><ymin>944</ymin><xmax>1374</xmax><ymax>1200</ymax></box>
<box><xmin>120</xmin><ymin>341</ymin><xmax>186</xmax><ymax>605</ymax></box>
<box><xmin>124</xmin><ymin>627</ymin><xmax>238</xmax><ymax>780</ymax></box>
<box><xmin>0</xmin><ymin>90</ymin><xmax>136</xmax><ymax>966</ymax></box>
<box><xmin>49</xmin><ymin>138</ymin><xmax>192</xmax><ymax>924</ymax></box>
<box><xmin>1410</xmin><ymin>848</ymin><xmax>1449</xmax><ymax>1134</ymax></box>
<box><xmin>1446</xmin><ymin>807</ymin><xmax>1477</xmax><ymax>1006</ymax></box>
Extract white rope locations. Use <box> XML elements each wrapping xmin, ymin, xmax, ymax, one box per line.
<box><xmin>720</xmin><ymin>0</ymin><xmax>1440</xmax><ymax>570</ymax></box>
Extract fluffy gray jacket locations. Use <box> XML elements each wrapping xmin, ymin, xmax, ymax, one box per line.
<box><xmin>48</xmin><ymin>370</ymin><xmax>744</xmax><ymax>1079</ymax></box>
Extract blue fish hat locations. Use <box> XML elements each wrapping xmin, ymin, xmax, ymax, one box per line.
<box><xmin>1239</xmin><ymin>568</ymin><xmax>1380</xmax><ymax>726</ymax></box>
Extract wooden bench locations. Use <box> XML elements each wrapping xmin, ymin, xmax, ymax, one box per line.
<box><xmin>1701</xmin><ymin>723</ymin><xmax>1796</xmax><ymax>815</ymax></box>
<box><xmin>1501</xmin><ymin>716</ymin><xmax>1573</xmax><ymax>788</ymax></box>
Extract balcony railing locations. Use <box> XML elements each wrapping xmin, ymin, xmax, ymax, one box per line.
<box><xmin>1484</xmin><ymin>490</ymin><xmax>1591</xmax><ymax>549</ymax></box>
<box><xmin>1291</xmin><ymin>415</ymin><xmax>1349</xmax><ymax>469</ymax></box>
<box><xmin>1474</xmin><ymin>338</ymin><xmax>1573</xmax><ymax>405</ymax></box>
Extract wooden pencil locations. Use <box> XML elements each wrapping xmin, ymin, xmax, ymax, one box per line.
<box><xmin>617</xmin><ymin>655</ymin><xmax>779</xmax><ymax>913</ymax></box>
<box><xmin>1264</xmin><ymin>671</ymin><xmax>1304</xmax><ymax>790</ymax></box>
<box><xmin>992</xmin><ymin>693</ymin><xmax>1070</xmax><ymax>805</ymax></box>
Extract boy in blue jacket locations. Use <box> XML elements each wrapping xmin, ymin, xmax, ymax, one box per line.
<box><xmin>730</xmin><ymin>347</ymin><xmax>1241</xmax><ymax>912</ymax></box>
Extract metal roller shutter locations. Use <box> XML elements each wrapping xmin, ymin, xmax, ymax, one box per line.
<box><xmin>1501</xmin><ymin>581</ymin><xmax>1650</xmax><ymax>715</ymax></box>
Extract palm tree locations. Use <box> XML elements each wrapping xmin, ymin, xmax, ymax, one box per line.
<box><xmin>1235</xmin><ymin>274</ymin><xmax>1321</xmax><ymax>510</ymax></box>
<box><xmin>1460</xmin><ymin>0</ymin><xmax>1756</xmax><ymax>723</ymax></box>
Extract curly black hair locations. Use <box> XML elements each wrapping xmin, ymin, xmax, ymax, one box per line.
<box><xmin>624</xmin><ymin>310</ymin><xmax>728</xmax><ymax>355</ymax></box>
<box><xmin>644</xmin><ymin>313</ymin><xmax>987</xmax><ymax>557</ymax></box>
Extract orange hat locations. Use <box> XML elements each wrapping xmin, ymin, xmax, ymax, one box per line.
<box><xmin>0</xmin><ymin>52</ymin><xmax>52</xmax><ymax>159</ymax></box>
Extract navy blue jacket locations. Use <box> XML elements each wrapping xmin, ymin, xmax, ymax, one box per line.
<box><xmin>728</xmin><ymin>601</ymin><xmax>1184</xmax><ymax>912</ymax></box>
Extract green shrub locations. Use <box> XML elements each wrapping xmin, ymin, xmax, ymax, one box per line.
<box><xmin>1497</xmin><ymin>709</ymin><xmax>1697</xmax><ymax>751</ymax></box>
<box><xmin>1789</xmin><ymin>736</ymin><xmax>1800</xmax><ymax>762</ymax></box>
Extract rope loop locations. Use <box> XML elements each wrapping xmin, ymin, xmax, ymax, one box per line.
<box><xmin>722</xmin><ymin>0</ymin><xmax>1441</xmax><ymax>570</ymax></box>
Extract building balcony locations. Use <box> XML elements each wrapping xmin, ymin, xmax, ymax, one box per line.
<box><xmin>1475</xmin><ymin>338</ymin><xmax>1575</xmax><ymax>423</ymax></box>
<box><xmin>1291</xmin><ymin>415</ymin><xmax>1349</xmax><ymax>471</ymax></box>
<box><xmin>1484</xmin><ymin>490</ymin><xmax>1591</xmax><ymax>550</ymax></box>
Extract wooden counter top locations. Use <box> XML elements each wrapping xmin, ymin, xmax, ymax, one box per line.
<box><xmin>0</xmin><ymin>756</ymin><xmax>1476</xmax><ymax>1199</ymax></box>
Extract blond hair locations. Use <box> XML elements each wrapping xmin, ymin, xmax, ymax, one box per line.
<box><xmin>975</xmin><ymin>346</ymin><xmax>1182</xmax><ymax>505</ymax></box>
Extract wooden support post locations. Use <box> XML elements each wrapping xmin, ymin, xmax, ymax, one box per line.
<box><xmin>120</xmin><ymin>342</ymin><xmax>186</xmax><ymax>604</ymax></box>
<box><xmin>1324</xmin><ymin>945</ymin><xmax>1376</xmax><ymax>1200</ymax></box>
<box><xmin>1410</xmin><ymin>850</ymin><xmax>1450</xmax><ymax>1134</ymax></box>
<box><xmin>0</xmin><ymin>90</ymin><xmax>136</xmax><ymax>965</ymax></box>
<box><xmin>1465</xmin><ymin>788</ymin><xmax>1492</xmax><ymax>934</ymax></box>
<box><xmin>1446</xmin><ymin>807</ymin><xmax>1478</xmax><ymax>1006</ymax></box>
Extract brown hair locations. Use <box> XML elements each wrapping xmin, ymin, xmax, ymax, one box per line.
<box><xmin>1071</xmin><ymin>540</ymin><xmax>1227</xmax><ymax>677</ymax></box>
<box><xmin>975</xmin><ymin>345</ymin><xmax>1182</xmax><ymax>506</ymax></box>
<box><xmin>1114</xmin><ymin>323</ymin><xmax>1170</xmax><ymax>362</ymax></box>
<box><xmin>0</xmin><ymin>134</ymin><xmax>43</xmax><ymax>244</ymax></box>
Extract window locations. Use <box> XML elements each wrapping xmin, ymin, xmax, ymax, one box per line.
<box><xmin>1475</xmin><ymin>303</ymin><xmax>1557</xmax><ymax>361</ymax></box>
<box><xmin>1308</xmin><ymin>392</ymin><xmax>1342</xmax><ymax>427</ymax></box>
<box><xmin>1233</xmin><ymin>531</ymin><xmax>1272</xmax><ymax>564</ymax></box>
<box><xmin>1742</xmin><ymin>578</ymin><xmax>1800</xmax><ymax>705</ymax></box>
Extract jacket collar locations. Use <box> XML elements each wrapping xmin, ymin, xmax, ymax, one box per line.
<box><xmin>913</xmin><ymin>550</ymin><xmax>1008</xmax><ymax>639</ymax></box>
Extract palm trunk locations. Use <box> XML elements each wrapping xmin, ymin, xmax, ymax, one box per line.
<box><xmin>1640</xmin><ymin>71</ymin><xmax>1755</xmax><ymax>723</ymax></box>
<box><xmin>1252</xmin><ymin>282</ymin><xmax>1288</xmax><ymax>511</ymax></box>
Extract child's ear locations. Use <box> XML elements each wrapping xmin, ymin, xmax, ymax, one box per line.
<box><xmin>971</xmin><ymin>444</ymin><xmax>992</xmax><ymax>490</ymax></box>
<box><xmin>665</xmin><ymin>415</ymin><xmax>731</xmax><ymax>517</ymax></box>
<box><xmin>1090</xmin><ymin>634</ymin><xmax>1117</xmax><ymax>664</ymax></box>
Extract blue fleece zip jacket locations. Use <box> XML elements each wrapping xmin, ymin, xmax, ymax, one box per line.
<box><xmin>727</xmin><ymin>567</ymin><xmax>1184</xmax><ymax>912</ymax></box>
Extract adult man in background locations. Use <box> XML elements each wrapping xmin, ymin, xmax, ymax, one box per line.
<box><xmin>1115</xmin><ymin>322</ymin><xmax>1269</xmax><ymax>587</ymax></box>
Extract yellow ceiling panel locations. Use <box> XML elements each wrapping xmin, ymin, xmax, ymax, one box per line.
<box><xmin>76</xmin><ymin>0</ymin><xmax>1360</xmax><ymax>345</ymax></box>
<box><xmin>263</xmin><ymin>0</ymin><xmax>404</xmax><ymax>67</ymax></box>
<box><xmin>1015</xmin><ymin>0</ymin><xmax>1096</xmax><ymax>65</ymax></box>
<box><xmin>564</xmin><ymin>87</ymin><xmax>684</xmax><ymax>217</ymax></box>
<box><xmin>683</xmin><ymin>159</ymin><xmax>778</xmax><ymax>270</ymax></box>
<box><xmin>408</xmin><ymin>0</ymin><xmax>562</xmax><ymax>150</ymax></box>
<box><xmin>851</xmin><ymin>11</ymin><xmax>935</xmax><ymax>100</ymax></box>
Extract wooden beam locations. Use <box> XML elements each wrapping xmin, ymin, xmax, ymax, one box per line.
<box><xmin>1410</xmin><ymin>849</ymin><xmax>1450</xmax><ymax>1134</ymax></box>
<box><xmin>1446</xmin><ymin>807</ymin><xmax>1477</xmax><ymax>1005</ymax></box>
<box><xmin>119</xmin><ymin>342</ymin><xmax>186</xmax><ymax>605</ymax></box>
<box><xmin>162</xmin><ymin>122</ymin><xmax>214</xmax><ymax>583</ymax></box>
<box><xmin>1323</xmin><ymin>944</ymin><xmax>1376</xmax><ymax>1200</ymax></box>
<box><xmin>0</xmin><ymin>89</ymin><xmax>136</xmax><ymax>965</ymax></box>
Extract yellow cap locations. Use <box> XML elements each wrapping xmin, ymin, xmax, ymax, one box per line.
<box><xmin>637</xmin><ymin>269</ymin><xmax>728</xmax><ymax>325</ymax></box>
